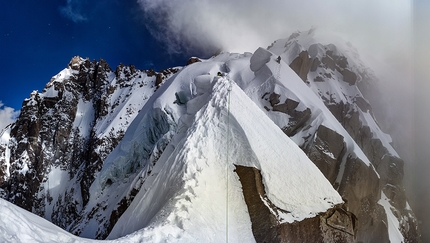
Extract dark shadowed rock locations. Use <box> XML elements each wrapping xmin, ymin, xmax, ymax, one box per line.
<box><xmin>234</xmin><ymin>165</ymin><xmax>280</xmax><ymax>242</ymax></box>
<box><xmin>341</xmin><ymin>68</ymin><xmax>357</xmax><ymax>85</ymax></box>
<box><xmin>269</xmin><ymin>93</ymin><xmax>281</xmax><ymax>106</ymax></box>
<box><xmin>235</xmin><ymin>165</ymin><xmax>357</xmax><ymax>243</ymax></box>
<box><xmin>289</xmin><ymin>51</ymin><xmax>312</xmax><ymax>82</ymax></box>
<box><xmin>354</xmin><ymin>96</ymin><xmax>371</xmax><ymax>112</ymax></box>
<box><xmin>314</xmin><ymin>76</ymin><xmax>324</xmax><ymax>82</ymax></box>
<box><xmin>155</xmin><ymin>73</ymin><xmax>163</xmax><ymax>87</ymax></box>
<box><xmin>310</xmin><ymin>58</ymin><xmax>321</xmax><ymax>72</ymax></box>
<box><xmin>321</xmin><ymin>55</ymin><xmax>336</xmax><ymax>71</ymax></box>
<box><xmin>307</xmin><ymin>125</ymin><xmax>346</xmax><ymax>184</ymax></box>
<box><xmin>186</xmin><ymin>57</ymin><xmax>202</xmax><ymax>66</ymax></box>
<box><xmin>338</xmin><ymin>156</ymin><xmax>389</xmax><ymax>242</ymax></box>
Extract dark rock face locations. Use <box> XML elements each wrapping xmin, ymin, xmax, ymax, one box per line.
<box><xmin>0</xmin><ymin>56</ymin><xmax>175</xmax><ymax>238</ymax></box>
<box><xmin>307</xmin><ymin>125</ymin><xmax>346</xmax><ymax>184</ymax></box>
<box><xmin>2</xmin><ymin>57</ymin><xmax>120</xmax><ymax>217</ymax></box>
<box><xmin>186</xmin><ymin>57</ymin><xmax>202</xmax><ymax>65</ymax></box>
<box><xmin>235</xmin><ymin>165</ymin><xmax>357</xmax><ymax>243</ymax></box>
<box><xmin>262</xmin><ymin>92</ymin><xmax>312</xmax><ymax>136</ymax></box>
<box><xmin>289</xmin><ymin>51</ymin><xmax>312</xmax><ymax>82</ymax></box>
<box><xmin>341</xmin><ymin>68</ymin><xmax>357</xmax><ymax>85</ymax></box>
<box><xmin>0</xmin><ymin>146</ymin><xmax>6</xmax><ymax>185</ymax></box>
<box><xmin>234</xmin><ymin>165</ymin><xmax>279</xmax><ymax>242</ymax></box>
<box><xmin>279</xmin><ymin>206</ymin><xmax>358</xmax><ymax>243</ymax></box>
<box><xmin>278</xmin><ymin>32</ymin><xmax>421</xmax><ymax>242</ymax></box>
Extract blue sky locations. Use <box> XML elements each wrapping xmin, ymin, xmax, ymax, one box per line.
<box><xmin>0</xmin><ymin>0</ymin><xmax>417</xmax><ymax>117</ymax></box>
<box><xmin>0</xmin><ymin>1</ymin><xmax>192</xmax><ymax>113</ymax></box>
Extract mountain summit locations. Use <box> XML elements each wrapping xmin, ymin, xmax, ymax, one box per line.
<box><xmin>0</xmin><ymin>29</ymin><xmax>420</xmax><ymax>242</ymax></box>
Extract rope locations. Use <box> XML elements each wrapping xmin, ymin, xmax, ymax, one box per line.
<box><xmin>226</xmin><ymin>78</ymin><xmax>231</xmax><ymax>243</ymax></box>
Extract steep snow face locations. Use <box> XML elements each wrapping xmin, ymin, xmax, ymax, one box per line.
<box><xmin>379</xmin><ymin>192</ymin><xmax>405</xmax><ymax>243</ymax></box>
<box><xmin>106</xmin><ymin>76</ymin><xmax>341</xmax><ymax>241</ymax></box>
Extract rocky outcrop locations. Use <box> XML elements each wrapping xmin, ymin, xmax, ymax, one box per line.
<box><xmin>235</xmin><ymin>165</ymin><xmax>357</xmax><ymax>243</ymax></box>
<box><xmin>186</xmin><ymin>57</ymin><xmax>202</xmax><ymax>66</ymax></box>
<box><xmin>262</xmin><ymin>92</ymin><xmax>311</xmax><ymax>136</ymax></box>
<box><xmin>235</xmin><ymin>165</ymin><xmax>279</xmax><ymax>242</ymax></box>
<box><xmin>307</xmin><ymin>125</ymin><xmax>346</xmax><ymax>184</ymax></box>
<box><xmin>289</xmin><ymin>51</ymin><xmax>312</xmax><ymax>82</ymax></box>
<box><xmin>0</xmin><ymin>56</ymin><xmax>177</xmax><ymax>238</ymax></box>
<box><xmin>270</xmin><ymin>30</ymin><xmax>421</xmax><ymax>242</ymax></box>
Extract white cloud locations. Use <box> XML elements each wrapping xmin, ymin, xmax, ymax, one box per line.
<box><xmin>137</xmin><ymin>0</ymin><xmax>414</xmax><ymax>159</ymax></box>
<box><xmin>59</xmin><ymin>0</ymin><xmax>88</xmax><ymax>23</ymax></box>
<box><xmin>0</xmin><ymin>102</ymin><xmax>19</xmax><ymax>132</ymax></box>
<box><xmin>137</xmin><ymin>0</ymin><xmax>412</xmax><ymax>64</ymax></box>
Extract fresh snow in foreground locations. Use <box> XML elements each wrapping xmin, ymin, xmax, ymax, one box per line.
<box><xmin>0</xmin><ymin>198</ymin><xmax>82</xmax><ymax>243</ymax></box>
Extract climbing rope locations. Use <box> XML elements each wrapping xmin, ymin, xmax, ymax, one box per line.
<box><xmin>226</xmin><ymin>77</ymin><xmax>231</xmax><ymax>243</ymax></box>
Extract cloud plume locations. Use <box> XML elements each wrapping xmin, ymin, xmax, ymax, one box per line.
<box><xmin>137</xmin><ymin>0</ymin><xmax>411</xmax><ymax>63</ymax></box>
<box><xmin>137</xmin><ymin>0</ymin><xmax>415</xmax><ymax>163</ymax></box>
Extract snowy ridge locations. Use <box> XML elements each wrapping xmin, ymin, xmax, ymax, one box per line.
<box><xmin>221</xmin><ymin>48</ymin><xmax>378</xmax><ymax>180</ymax></box>
<box><xmin>106</xmin><ymin>76</ymin><xmax>342</xmax><ymax>241</ymax></box>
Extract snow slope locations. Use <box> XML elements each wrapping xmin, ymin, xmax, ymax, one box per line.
<box><xmin>378</xmin><ymin>192</ymin><xmax>405</xmax><ymax>243</ymax></box>
<box><xmin>106</xmin><ymin>76</ymin><xmax>342</xmax><ymax>241</ymax></box>
<box><xmin>0</xmin><ymin>198</ymin><xmax>83</xmax><ymax>243</ymax></box>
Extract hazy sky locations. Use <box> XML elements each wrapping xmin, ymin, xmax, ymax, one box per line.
<box><xmin>412</xmin><ymin>0</ymin><xmax>430</xmax><ymax>240</ymax></box>
<box><xmin>138</xmin><ymin>0</ymin><xmax>412</xmax><ymax>66</ymax></box>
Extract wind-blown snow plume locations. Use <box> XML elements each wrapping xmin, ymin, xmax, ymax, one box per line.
<box><xmin>137</xmin><ymin>0</ymin><xmax>414</xmax><ymax>166</ymax></box>
<box><xmin>138</xmin><ymin>0</ymin><xmax>411</xmax><ymax>62</ymax></box>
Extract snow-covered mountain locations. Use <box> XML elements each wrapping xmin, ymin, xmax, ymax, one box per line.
<box><xmin>0</xmin><ymin>29</ymin><xmax>421</xmax><ymax>242</ymax></box>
